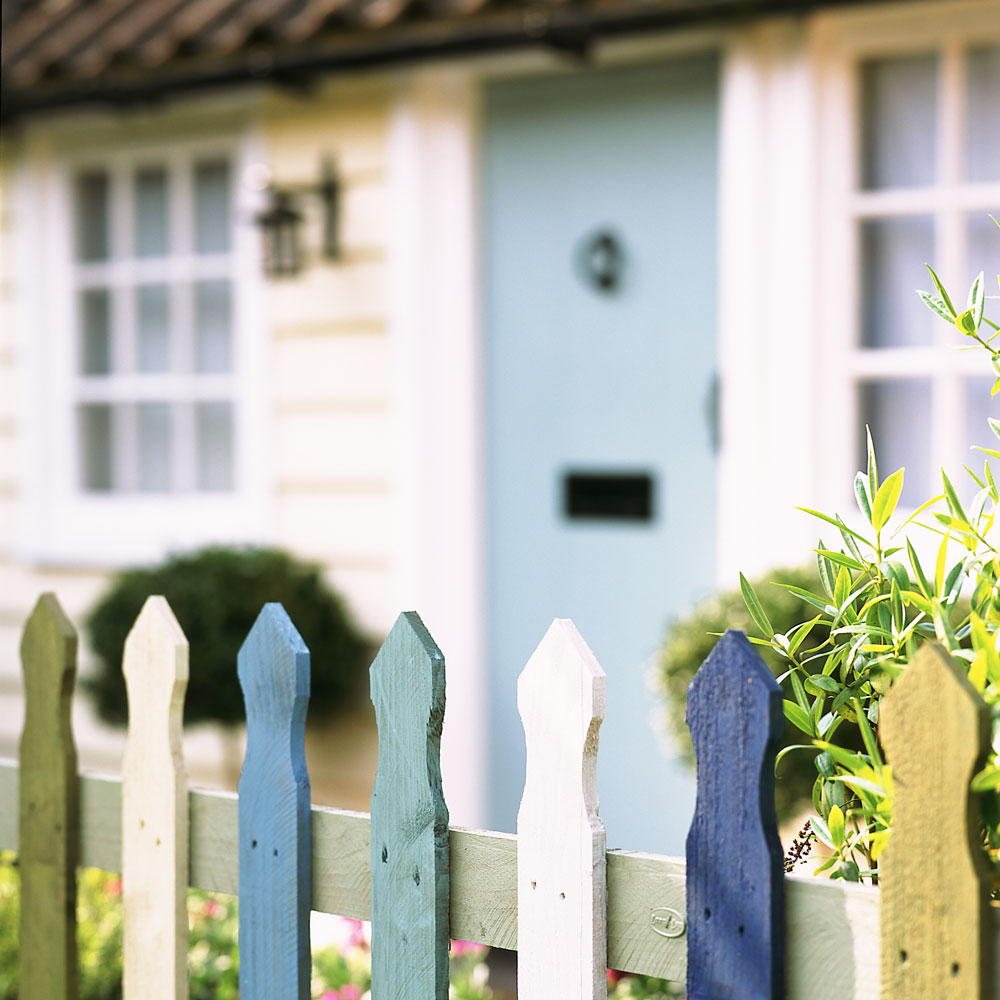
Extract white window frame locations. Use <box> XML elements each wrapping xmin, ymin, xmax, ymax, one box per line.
<box><xmin>17</xmin><ymin>108</ymin><xmax>271</xmax><ymax>565</ymax></box>
<box><xmin>812</xmin><ymin>0</ymin><xmax>1000</xmax><ymax>514</ymax></box>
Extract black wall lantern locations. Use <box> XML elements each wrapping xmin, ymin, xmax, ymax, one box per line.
<box><xmin>254</xmin><ymin>157</ymin><xmax>341</xmax><ymax>278</ymax></box>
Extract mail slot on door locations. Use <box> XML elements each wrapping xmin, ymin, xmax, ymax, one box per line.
<box><xmin>563</xmin><ymin>471</ymin><xmax>655</xmax><ymax>522</ymax></box>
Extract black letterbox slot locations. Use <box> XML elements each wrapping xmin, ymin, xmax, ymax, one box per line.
<box><xmin>563</xmin><ymin>472</ymin><xmax>655</xmax><ymax>522</ymax></box>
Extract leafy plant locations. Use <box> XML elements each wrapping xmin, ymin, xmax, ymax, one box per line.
<box><xmin>740</xmin><ymin>225</ymin><xmax>1000</xmax><ymax>888</ymax></box>
<box><xmin>85</xmin><ymin>547</ymin><xmax>372</xmax><ymax>728</ymax></box>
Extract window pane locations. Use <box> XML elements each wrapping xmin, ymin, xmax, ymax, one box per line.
<box><xmin>75</xmin><ymin>170</ymin><xmax>109</xmax><ymax>262</ymax></box>
<box><xmin>134</xmin><ymin>167</ymin><xmax>169</xmax><ymax>257</ymax></box>
<box><xmin>860</xmin><ymin>54</ymin><xmax>937</xmax><ymax>190</ymax></box>
<box><xmin>194</xmin><ymin>160</ymin><xmax>231</xmax><ymax>254</ymax></box>
<box><xmin>858</xmin><ymin>379</ymin><xmax>932</xmax><ymax>507</ymax></box>
<box><xmin>196</xmin><ymin>401</ymin><xmax>234</xmax><ymax>491</ymax></box>
<box><xmin>137</xmin><ymin>402</ymin><xmax>172</xmax><ymax>491</ymax></box>
<box><xmin>966</xmin><ymin>376</ymin><xmax>999</xmax><ymax>449</ymax></box>
<box><xmin>861</xmin><ymin>216</ymin><xmax>936</xmax><ymax>348</ymax></box>
<box><xmin>195</xmin><ymin>280</ymin><xmax>232</xmax><ymax>373</ymax></box>
<box><xmin>79</xmin><ymin>403</ymin><xmax>113</xmax><ymax>491</ymax></box>
<box><xmin>966</xmin><ymin>46</ymin><xmax>1000</xmax><ymax>183</ymax></box>
<box><xmin>80</xmin><ymin>288</ymin><xmax>111</xmax><ymax>374</ymax></box>
<box><xmin>137</xmin><ymin>284</ymin><xmax>171</xmax><ymax>372</ymax></box>
<box><xmin>967</xmin><ymin>213</ymin><xmax>1000</xmax><ymax>290</ymax></box>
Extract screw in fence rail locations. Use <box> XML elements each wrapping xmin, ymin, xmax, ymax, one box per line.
<box><xmin>18</xmin><ymin>593</ymin><xmax>80</xmax><ymax>1000</ymax></box>
<box><xmin>369</xmin><ymin>612</ymin><xmax>449</xmax><ymax>1000</ymax></box>
<box><xmin>879</xmin><ymin>642</ymin><xmax>993</xmax><ymax>1000</ymax></box>
<box><xmin>237</xmin><ymin>604</ymin><xmax>312</xmax><ymax>1000</ymax></box>
<box><xmin>685</xmin><ymin>630</ymin><xmax>785</xmax><ymax>1000</ymax></box>
<box><xmin>517</xmin><ymin>619</ymin><xmax>608</xmax><ymax>1000</ymax></box>
<box><xmin>121</xmin><ymin>597</ymin><xmax>189</xmax><ymax>1000</ymax></box>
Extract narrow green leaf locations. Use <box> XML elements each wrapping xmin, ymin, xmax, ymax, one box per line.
<box><xmin>805</xmin><ymin>674</ymin><xmax>841</xmax><ymax>694</ymax></box>
<box><xmin>917</xmin><ymin>289</ymin><xmax>955</xmax><ymax>323</ymax></box>
<box><xmin>926</xmin><ymin>263</ymin><xmax>957</xmax><ymax>316</ymax></box>
<box><xmin>828</xmin><ymin>804</ymin><xmax>845</xmax><ymax>849</ymax></box>
<box><xmin>872</xmin><ymin>468</ymin><xmax>904</xmax><ymax>532</ymax></box>
<box><xmin>969</xmin><ymin>270</ymin><xmax>985</xmax><ymax>328</ymax></box>
<box><xmin>773</xmin><ymin>583</ymin><xmax>836</xmax><ymax>614</ymax></box>
<box><xmin>956</xmin><ymin>308</ymin><xmax>979</xmax><ymax>335</ymax></box>
<box><xmin>817</xmin><ymin>541</ymin><xmax>837</xmax><ymax>597</ymax></box>
<box><xmin>971</xmin><ymin>766</ymin><xmax>1000</xmax><ymax>793</ymax></box>
<box><xmin>796</xmin><ymin>507</ymin><xmax>870</xmax><ymax>545</ymax></box>
<box><xmin>941</xmin><ymin>470</ymin><xmax>968</xmax><ymax>522</ymax></box>
<box><xmin>854</xmin><ymin>697</ymin><xmax>883</xmax><ymax>767</ymax></box>
<box><xmin>784</xmin><ymin>699</ymin><xmax>816</xmax><ymax>737</ymax></box>
<box><xmin>855</xmin><ymin>471</ymin><xmax>873</xmax><ymax>524</ymax></box>
<box><xmin>740</xmin><ymin>572</ymin><xmax>774</xmax><ymax>638</ymax></box>
<box><xmin>811</xmin><ymin>813</ymin><xmax>834</xmax><ymax>850</ymax></box>
<box><xmin>906</xmin><ymin>539</ymin><xmax>931</xmax><ymax>597</ymax></box>
<box><xmin>866</xmin><ymin>426</ymin><xmax>878</xmax><ymax>501</ymax></box>
<box><xmin>816</xmin><ymin>549</ymin><xmax>866</xmax><ymax>572</ymax></box>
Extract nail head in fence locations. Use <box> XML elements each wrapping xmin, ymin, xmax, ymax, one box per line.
<box><xmin>517</xmin><ymin>619</ymin><xmax>608</xmax><ymax>1000</ymax></box>
<box><xmin>879</xmin><ymin>642</ymin><xmax>993</xmax><ymax>1000</ymax></box>
<box><xmin>370</xmin><ymin>611</ymin><xmax>449</xmax><ymax>1000</ymax></box>
<box><xmin>18</xmin><ymin>593</ymin><xmax>80</xmax><ymax>1000</ymax></box>
<box><xmin>686</xmin><ymin>629</ymin><xmax>786</xmax><ymax>1000</ymax></box>
<box><xmin>238</xmin><ymin>603</ymin><xmax>312</xmax><ymax>1000</ymax></box>
<box><xmin>122</xmin><ymin>596</ymin><xmax>189</xmax><ymax>1000</ymax></box>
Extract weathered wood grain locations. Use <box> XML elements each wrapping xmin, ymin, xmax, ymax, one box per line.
<box><xmin>238</xmin><ymin>604</ymin><xmax>312</xmax><ymax>1000</ymax></box>
<box><xmin>517</xmin><ymin>619</ymin><xmax>607</xmax><ymax>999</ymax></box>
<box><xmin>370</xmin><ymin>611</ymin><xmax>449</xmax><ymax>1000</ymax></box>
<box><xmin>1</xmin><ymin>759</ymin><xmax>999</xmax><ymax>999</ymax></box>
<box><xmin>879</xmin><ymin>643</ymin><xmax>993</xmax><ymax>999</ymax></box>
<box><xmin>685</xmin><ymin>629</ymin><xmax>785</xmax><ymax>1000</ymax></box>
<box><xmin>122</xmin><ymin>597</ymin><xmax>189</xmax><ymax>1000</ymax></box>
<box><xmin>18</xmin><ymin>594</ymin><xmax>79</xmax><ymax>1000</ymax></box>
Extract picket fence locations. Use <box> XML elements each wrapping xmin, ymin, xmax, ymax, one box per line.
<box><xmin>1</xmin><ymin>592</ymin><xmax>998</xmax><ymax>1000</ymax></box>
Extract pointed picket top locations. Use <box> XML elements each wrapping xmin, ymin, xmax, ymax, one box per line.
<box><xmin>879</xmin><ymin>642</ymin><xmax>992</xmax><ymax>1000</ymax></box>
<box><xmin>122</xmin><ymin>596</ymin><xmax>189</xmax><ymax>1000</ymax></box>
<box><xmin>370</xmin><ymin>611</ymin><xmax>449</xmax><ymax>1000</ymax></box>
<box><xmin>685</xmin><ymin>629</ymin><xmax>785</xmax><ymax>1000</ymax></box>
<box><xmin>238</xmin><ymin>603</ymin><xmax>312</xmax><ymax>1000</ymax></box>
<box><xmin>517</xmin><ymin>619</ymin><xmax>607</xmax><ymax>1000</ymax></box>
<box><xmin>19</xmin><ymin>593</ymin><xmax>80</xmax><ymax>1000</ymax></box>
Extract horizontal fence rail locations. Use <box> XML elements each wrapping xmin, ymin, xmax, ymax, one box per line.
<box><xmin>2</xmin><ymin>761</ymin><xmax>999</xmax><ymax>999</ymax></box>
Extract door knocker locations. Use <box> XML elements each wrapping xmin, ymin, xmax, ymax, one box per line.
<box><xmin>577</xmin><ymin>229</ymin><xmax>626</xmax><ymax>295</ymax></box>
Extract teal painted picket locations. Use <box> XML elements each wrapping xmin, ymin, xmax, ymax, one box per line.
<box><xmin>1</xmin><ymin>592</ymin><xmax>998</xmax><ymax>1000</ymax></box>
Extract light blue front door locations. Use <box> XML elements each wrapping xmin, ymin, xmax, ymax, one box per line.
<box><xmin>483</xmin><ymin>57</ymin><xmax>719</xmax><ymax>854</ymax></box>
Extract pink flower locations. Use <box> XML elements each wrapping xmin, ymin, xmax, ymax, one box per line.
<box><xmin>201</xmin><ymin>899</ymin><xmax>222</xmax><ymax>919</ymax></box>
<box><xmin>104</xmin><ymin>878</ymin><xmax>122</xmax><ymax>898</ymax></box>
<box><xmin>339</xmin><ymin>986</ymin><xmax>361</xmax><ymax>1000</ymax></box>
<box><xmin>321</xmin><ymin>991</ymin><xmax>339</xmax><ymax>1000</ymax></box>
<box><xmin>450</xmin><ymin>940</ymin><xmax>483</xmax><ymax>957</ymax></box>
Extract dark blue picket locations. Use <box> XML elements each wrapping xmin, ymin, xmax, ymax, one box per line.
<box><xmin>685</xmin><ymin>629</ymin><xmax>785</xmax><ymax>1000</ymax></box>
<box><xmin>370</xmin><ymin>611</ymin><xmax>450</xmax><ymax>1000</ymax></box>
<box><xmin>237</xmin><ymin>603</ymin><xmax>312</xmax><ymax>1000</ymax></box>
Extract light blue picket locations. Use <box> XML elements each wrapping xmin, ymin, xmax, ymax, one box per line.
<box><xmin>685</xmin><ymin>629</ymin><xmax>786</xmax><ymax>1000</ymax></box>
<box><xmin>370</xmin><ymin>612</ymin><xmax>450</xmax><ymax>1000</ymax></box>
<box><xmin>237</xmin><ymin>603</ymin><xmax>312</xmax><ymax>1000</ymax></box>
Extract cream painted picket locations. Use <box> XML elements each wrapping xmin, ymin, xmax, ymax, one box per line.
<box><xmin>1</xmin><ymin>592</ymin><xmax>998</xmax><ymax>1000</ymax></box>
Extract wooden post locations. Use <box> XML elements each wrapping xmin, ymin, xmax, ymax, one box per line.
<box><xmin>685</xmin><ymin>629</ymin><xmax>785</xmax><ymax>1000</ymax></box>
<box><xmin>370</xmin><ymin>612</ymin><xmax>449</xmax><ymax>1000</ymax></box>
<box><xmin>18</xmin><ymin>593</ymin><xmax>80</xmax><ymax>1000</ymax></box>
<box><xmin>517</xmin><ymin>619</ymin><xmax>608</xmax><ymax>1000</ymax></box>
<box><xmin>879</xmin><ymin>643</ymin><xmax>993</xmax><ymax>1000</ymax></box>
<box><xmin>122</xmin><ymin>596</ymin><xmax>189</xmax><ymax>1000</ymax></box>
<box><xmin>238</xmin><ymin>603</ymin><xmax>312</xmax><ymax>1000</ymax></box>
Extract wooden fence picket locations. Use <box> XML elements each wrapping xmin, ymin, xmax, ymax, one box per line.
<box><xmin>18</xmin><ymin>593</ymin><xmax>80</xmax><ymax>1000</ymax></box>
<box><xmin>879</xmin><ymin>642</ymin><xmax>993</xmax><ymax>1000</ymax></box>
<box><xmin>121</xmin><ymin>596</ymin><xmax>189</xmax><ymax>1000</ymax></box>
<box><xmin>237</xmin><ymin>603</ymin><xmax>312</xmax><ymax>1000</ymax></box>
<box><xmin>369</xmin><ymin>612</ymin><xmax>450</xmax><ymax>1000</ymax></box>
<box><xmin>685</xmin><ymin>629</ymin><xmax>785</xmax><ymax>1000</ymax></box>
<box><xmin>517</xmin><ymin>619</ymin><xmax>608</xmax><ymax>1000</ymax></box>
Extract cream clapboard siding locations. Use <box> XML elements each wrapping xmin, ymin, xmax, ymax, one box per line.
<box><xmin>262</xmin><ymin>79</ymin><xmax>399</xmax><ymax>639</ymax></box>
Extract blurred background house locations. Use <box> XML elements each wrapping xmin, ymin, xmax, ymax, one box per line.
<box><xmin>0</xmin><ymin>0</ymin><xmax>997</xmax><ymax>856</ymax></box>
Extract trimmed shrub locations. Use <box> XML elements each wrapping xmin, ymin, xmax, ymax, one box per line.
<box><xmin>654</xmin><ymin>566</ymin><xmax>842</xmax><ymax>820</ymax></box>
<box><xmin>85</xmin><ymin>546</ymin><xmax>371</xmax><ymax>727</ymax></box>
